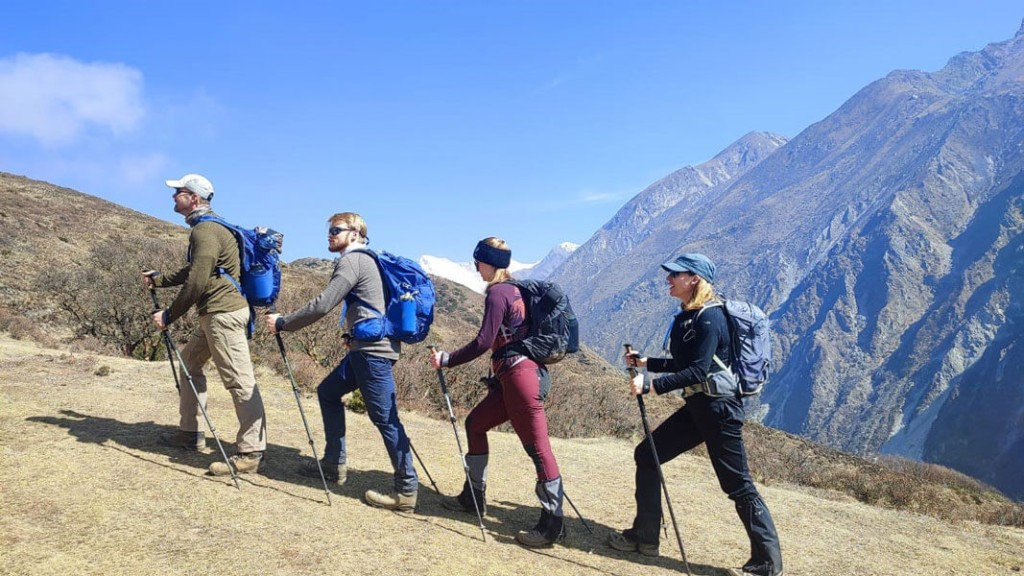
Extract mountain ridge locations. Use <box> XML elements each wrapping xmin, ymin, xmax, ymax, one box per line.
<box><xmin>551</xmin><ymin>28</ymin><xmax>1024</xmax><ymax>499</ymax></box>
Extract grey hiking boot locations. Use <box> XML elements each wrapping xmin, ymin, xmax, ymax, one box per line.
<box><xmin>209</xmin><ymin>451</ymin><xmax>263</xmax><ymax>476</ymax></box>
<box><xmin>607</xmin><ymin>528</ymin><xmax>660</xmax><ymax>557</ymax></box>
<box><xmin>159</xmin><ymin>429</ymin><xmax>205</xmax><ymax>451</ymax></box>
<box><xmin>298</xmin><ymin>458</ymin><xmax>346</xmax><ymax>485</ymax></box>
<box><xmin>364</xmin><ymin>488</ymin><xmax>417</xmax><ymax>512</ymax></box>
<box><xmin>515</xmin><ymin>511</ymin><xmax>566</xmax><ymax>548</ymax></box>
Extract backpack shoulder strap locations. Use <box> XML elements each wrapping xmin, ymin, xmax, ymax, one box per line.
<box><xmin>340</xmin><ymin>246</ymin><xmax>386</xmax><ymax>313</ymax></box>
<box><xmin>695</xmin><ymin>300</ymin><xmax>723</xmax><ymax>320</ymax></box>
<box><xmin>193</xmin><ymin>214</ymin><xmax>243</xmax><ymax>284</ymax></box>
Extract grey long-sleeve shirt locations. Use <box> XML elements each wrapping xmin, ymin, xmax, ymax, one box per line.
<box><xmin>278</xmin><ymin>246</ymin><xmax>400</xmax><ymax>360</ymax></box>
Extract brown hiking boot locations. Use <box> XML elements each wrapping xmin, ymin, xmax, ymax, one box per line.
<box><xmin>364</xmin><ymin>488</ymin><xmax>417</xmax><ymax>512</ymax></box>
<box><xmin>159</xmin><ymin>429</ymin><xmax>205</xmax><ymax>451</ymax></box>
<box><xmin>209</xmin><ymin>452</ymin><xmax>263</xmax><ymax>476</ymax></box>
<box><xmin>298</xmin><ymin>458</ymin><xmax>346</xmax><ymax>485</ymax></box>
<box><xmin>607</xmin><ymin>529</ymin><xmax>660</xmax><ymax>557</ymax></box>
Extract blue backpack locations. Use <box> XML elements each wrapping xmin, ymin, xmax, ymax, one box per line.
<box><xmin>344</xmin><ymin>248</ymin><xmax>435</xmax><ymax>344</ymax></box>
<box><xmin>194</xmin><ymin>215</ymin><xmax>284</xmax><ymax>335</ymax></box>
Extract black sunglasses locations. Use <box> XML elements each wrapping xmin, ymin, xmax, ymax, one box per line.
<box><xmin>329</xmin><ymin>226</ymin><xmax>355</xmax><ymax>236</ymax></box>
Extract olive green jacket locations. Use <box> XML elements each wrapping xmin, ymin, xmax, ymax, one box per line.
<box><xmin>156</xmin><ymin>214</ymin><xmax>248</xmax><ymax>324</ymax></box>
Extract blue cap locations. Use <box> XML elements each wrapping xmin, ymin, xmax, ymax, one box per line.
<box><xmin>661</xmin><ymin>253</ymin><xmax>715</xmax><ymax>283</ymax></box>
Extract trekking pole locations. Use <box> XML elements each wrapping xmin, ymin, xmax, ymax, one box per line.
<box><xmin>145</xmin><ymin>277</ymin><xmax>239</xmax><ymax>490</ymax></box>
<box><xmin>625</xmin><ymin>344</ymin><xmax>691</xmax><ymax>575</ymax></box>
<box><xmin>563</xmin><ymin>489</ymin><xmax>595</xmax><ymax>537</ymax></box>
<box><xmin>270</xmin><ymin>307</ymin><xmax>332</xmax><ymax>506</ymax></box>
<box><xmin>146</xmin><ymin>285</ymin><xmax>180</xmax><ymax>393</ymax></box>
<box><xmin>409</xmin><ymin>440</ymin><xmax>443</xmax><ymax>496</ymax></box>
<box><xmin>428</xmin><ymin>345</ymin><xmax>487</xmax><ymax>542</ymax></box>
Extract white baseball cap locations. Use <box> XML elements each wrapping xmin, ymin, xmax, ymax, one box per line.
<box><xmin>166</xmin><ymin>173</ymin><xmax>214</xmax><ymax>200</ymax></box>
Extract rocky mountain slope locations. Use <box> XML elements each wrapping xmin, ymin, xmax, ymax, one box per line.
<box><xmin>553</xmin><ymin>24</ymin><xmax>1024</xmax><ymax>500</ymax></box>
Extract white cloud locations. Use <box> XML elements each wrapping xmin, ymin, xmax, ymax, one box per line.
<box><xmin>576</xmin><ymin>189</ymin><xmax>622</xmax><ymax>204</ymax></box>
<box><xmin>0</xmin><ymin>53</ymin><xmax>145</xmax><ymax>147</ymax></box>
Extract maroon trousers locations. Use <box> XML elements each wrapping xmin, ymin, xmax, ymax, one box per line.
<box><xmin>465</xmin><ymin>357</ymin><xmax>561</xmax><ymax>482</ymax></box>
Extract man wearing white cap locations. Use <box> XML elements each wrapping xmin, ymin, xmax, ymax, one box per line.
<box><xmin>143</xmin><ymin>173</ymin><xmax>268</xmax><ymax>476</ymax></box>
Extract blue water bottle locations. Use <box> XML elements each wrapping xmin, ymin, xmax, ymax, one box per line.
<box><xmin>399</xmin><ymin>292</ymin><xmax>417</xmax><ymax>337</ymax></box>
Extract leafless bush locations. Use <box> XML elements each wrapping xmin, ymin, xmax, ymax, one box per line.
<box><xmin>0</xmin><ymin>307</ymin><xmax>55</xmax><ymax>347</ymax></box>
<box><xmin>35</xmin><ymin>236</ymin><xmax>195</xmax><ymax>360</ymax></box>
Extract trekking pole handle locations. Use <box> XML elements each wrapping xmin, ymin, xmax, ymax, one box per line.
<box><xmin>624</xmin><ymin>344</ymin><xmax>639</xmax><ymax>378</ymax></box>
<box><xmin>427</xmin><ymin>345</ymin><xmax>457</xmax><ymax>414</ymax></box>
<box><xmin>143</xmin><ymin>270</ymin><xmax>161</xmax><ymax>310</ymax></box>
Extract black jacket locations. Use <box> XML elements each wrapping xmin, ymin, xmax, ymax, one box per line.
<box><xmin>646</xmin><ymin>304</ymin><xmax>730</xmax><ymax>395</ymax></box>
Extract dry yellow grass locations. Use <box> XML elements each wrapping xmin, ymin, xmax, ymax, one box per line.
<box><xmin>2</xmin><ymin>334</ymin><xmax>1022</xmax><ymax>576</ymax></box>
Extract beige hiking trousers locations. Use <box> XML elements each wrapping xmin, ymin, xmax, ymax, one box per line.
<box><xmin>177</xmin><ymin>306</ymin><xmax>267</xmax><ymax>453</ymax></box>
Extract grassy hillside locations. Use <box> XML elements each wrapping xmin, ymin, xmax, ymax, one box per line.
<box><xmin>2</xmin><ymin>335</ymin><xmax>1023</xmax><ymax>576</ymax></box>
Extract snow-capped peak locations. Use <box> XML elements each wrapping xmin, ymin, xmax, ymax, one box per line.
<box><xmin>419</xmin><ymin>243</ymin><xmax>578</xmax><ymax>293</ymax></box>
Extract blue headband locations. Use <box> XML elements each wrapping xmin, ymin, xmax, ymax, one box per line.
<box><xmin>473</xmin><ymin>241</ymin><xmax>511</xmax><ymax>269</ymax></box>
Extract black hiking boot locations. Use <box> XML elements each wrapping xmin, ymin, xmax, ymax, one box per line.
<box><xmin>607</xmin><ymin>527</ymin><xmax>660</xmax><ymax>557</ymax></box>
<box><xmin>515</xmin><ymin>510</ymin><xmax>566</xmax><ymax>548</ymax></box>
<box><xmin>726</xmin><ymin>566</ymin><xmax>784</xmax><ymax>576</ymax></box>
<box><xmin>441</xmin><ymin>481</ymin><xmax>486</xmax><ymax>515</ymax></box>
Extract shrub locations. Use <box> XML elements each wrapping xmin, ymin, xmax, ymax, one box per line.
<box><xmin>35</xmin><ymin>236</ymin><xmax>196</xmax><ymax>359</ymax></box>
<box><xmin>346</xmin><ymin>390</ymin><xmax>366</xmax><ymax>413</ymax></box>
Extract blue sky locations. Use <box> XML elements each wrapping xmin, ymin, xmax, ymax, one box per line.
<box><xmin>1</xmin><ymin>2</ymin><xmax>1021</xmax><ymax>263</ymax></box>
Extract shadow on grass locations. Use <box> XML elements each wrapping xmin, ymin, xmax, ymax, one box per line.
<box><xmin>493</xmin><ymin>498</ymin><xmax>722</xmax><ymax>576</ymax></box>
<box><xmin>408</xmin><ymin>488</ymin><xmax>722</xmax><ymax>576</ymax></box>
<box><xmin>27</xmin><ymin>410</ymin><xmax>726</xmax><ymax>574</ymax></box>
<box><xmin>26</xmin><ymin>409</ymin><xmax>403</xmax><ymax>507</ymax></box>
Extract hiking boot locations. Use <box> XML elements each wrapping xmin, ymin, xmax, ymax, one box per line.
<box><xmin>159</xmin><ymin>429</ymin><xmax>205</xmax><ymax>451</ymax></box>
<box><xmin>515</xmin><ymin>511</ymin><xmax>566</xmax><ymax>548</ymax></box>
<box><xmin>209</xmin><ymin>452</ymin><xmax>263</xmax><ymax>476</ymax></box>
<box><xmin>607</xmin><ymin>528</ymin><xmax>660</xmax><ymax>557</ymax></box>
<box><xmin>729</xmin><ymin>565</ymin><xmax>782</xmax><ymax>573</ymax></box>
<box><xmin>364</xmin><ymin>488</ymin><xmax>417</xmax><ymax>512</ymax></box>
<box><xmin>441</xmin><ymin>481</ymin><xmax>486</xmax><ymax>515</ymax></box>
<box><xmin>298</xmin><ymin>458</ymin><xmax>346</xmax><ymax>485</ymax></box>
<box><xmin>726</xmin><ymin>565</ymin><xmax>784</xmax><ymax>576</ymax></box>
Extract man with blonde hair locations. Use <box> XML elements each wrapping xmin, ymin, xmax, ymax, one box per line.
<box><xmin>265</xmin><ymin>212</ymin><xmax>419</xmax><ymax>510</ymax></box>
